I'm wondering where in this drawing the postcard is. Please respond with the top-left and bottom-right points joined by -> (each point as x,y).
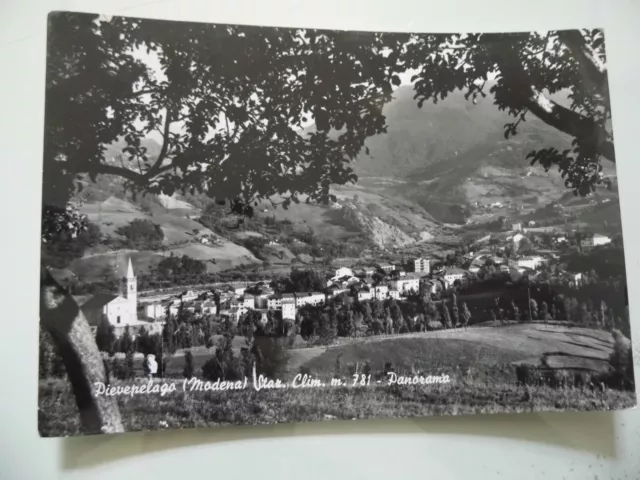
39,11 -> 635,437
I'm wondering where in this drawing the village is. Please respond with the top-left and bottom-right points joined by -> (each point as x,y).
80,226 -> 614,338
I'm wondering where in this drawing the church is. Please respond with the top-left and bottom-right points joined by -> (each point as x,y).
81,258 -> 145,336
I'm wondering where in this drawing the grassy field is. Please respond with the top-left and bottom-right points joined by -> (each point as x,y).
149,324 -> 620,382
38,324 -> 636,437
38,377 -> 635,437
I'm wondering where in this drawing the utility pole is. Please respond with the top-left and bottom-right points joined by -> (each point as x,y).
527,285 -> 532,322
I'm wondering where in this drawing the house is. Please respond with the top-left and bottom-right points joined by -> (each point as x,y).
468,264 -> 481,274
517,256 -> 544,270
334,267 -> 354,279
581,233 -> 612,248
282,297 -> 296,320
413,257 -> 431,273
357,288 -> 372,301
391,273 -> 420,294
499,264 -> 510,273
333,275 -> 360,288
326,285 -> 348,298
267,294 -> 283,310
201,299 -> 217,315
555,236 -> 568,244
234,285 -> 246,296
145,303 -> 165,320
81,259 -> 140,336
443,267 -> 466,286
295,292 -> 325,307
528,221 -> 536,227
372,284 -> 389,300
179,290 -> 198,303
377,263 -> 394,273
242,296 -> 255,309
388,288 -> 401,300
511,222 -> 522,232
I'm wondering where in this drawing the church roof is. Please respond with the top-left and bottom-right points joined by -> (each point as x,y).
126,258 -> 135,278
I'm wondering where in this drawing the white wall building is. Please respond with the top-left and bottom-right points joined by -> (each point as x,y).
295,292 -> 325,307
334,267 -> 354,279
391,274 -> 420,294
145,303 -> 165,320
413,257 -> 431,273
581,233 -> 612,248
388,289 -> 401,300
517,256 -> 544,270
357,289 -> 372,301
443,268 -> 466,286
81,258 -> 143,336
282,298 -> 296,320
372,284 -> 389,300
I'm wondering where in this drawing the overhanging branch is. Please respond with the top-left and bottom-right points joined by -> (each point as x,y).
557,30 -> 608,96
525,88 -> 615,162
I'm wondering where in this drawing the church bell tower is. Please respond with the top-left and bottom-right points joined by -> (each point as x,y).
124,258 -> 137,306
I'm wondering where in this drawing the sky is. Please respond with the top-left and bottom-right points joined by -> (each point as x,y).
133,46 -> 420,143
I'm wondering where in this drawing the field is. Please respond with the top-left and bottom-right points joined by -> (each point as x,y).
38,375 -> 635,437
38,324 -> 635,437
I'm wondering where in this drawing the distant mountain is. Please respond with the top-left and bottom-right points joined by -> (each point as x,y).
347,85 -> 616,223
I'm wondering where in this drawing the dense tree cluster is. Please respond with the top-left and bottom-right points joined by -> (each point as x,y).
115,219 -> 164,250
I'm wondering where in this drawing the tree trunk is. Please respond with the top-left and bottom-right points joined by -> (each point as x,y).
40,267 -> 124,435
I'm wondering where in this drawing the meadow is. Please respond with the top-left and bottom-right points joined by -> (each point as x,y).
38,376 -> 635,437
38,324 -> 636,436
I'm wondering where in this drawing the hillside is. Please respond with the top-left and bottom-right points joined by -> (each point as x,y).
348,85 -> 618,223
65,196 -> 261,283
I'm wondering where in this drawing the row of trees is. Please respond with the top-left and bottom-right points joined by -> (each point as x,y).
296,294 -> 473,344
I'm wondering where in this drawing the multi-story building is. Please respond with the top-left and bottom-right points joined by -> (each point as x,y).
413,257 -> 431,273
282,297 -> 296,320
372,284 -> 389,300
267,294 -> 283,310
295,292 -> 325,307
443,267 -> 466,286
334,267 -> 354,278
390,273 -> 420,294
377,263 -> 394,273
357,288 -> 372,301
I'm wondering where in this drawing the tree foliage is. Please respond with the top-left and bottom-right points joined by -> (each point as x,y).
44,12 -> 407,217
402,30 -> 613,196
115,219 -> 164,249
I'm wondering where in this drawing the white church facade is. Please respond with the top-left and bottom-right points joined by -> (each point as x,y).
81,258 -> 161,337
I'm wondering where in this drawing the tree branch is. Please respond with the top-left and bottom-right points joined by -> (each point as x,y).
524,88 -> 615,162
93,161 -> 176,185
557,30 -> 608,96
148,108 -> 173,175
495,46 -> 615,163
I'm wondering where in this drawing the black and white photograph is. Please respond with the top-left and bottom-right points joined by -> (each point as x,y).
39,11 -> 636,438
